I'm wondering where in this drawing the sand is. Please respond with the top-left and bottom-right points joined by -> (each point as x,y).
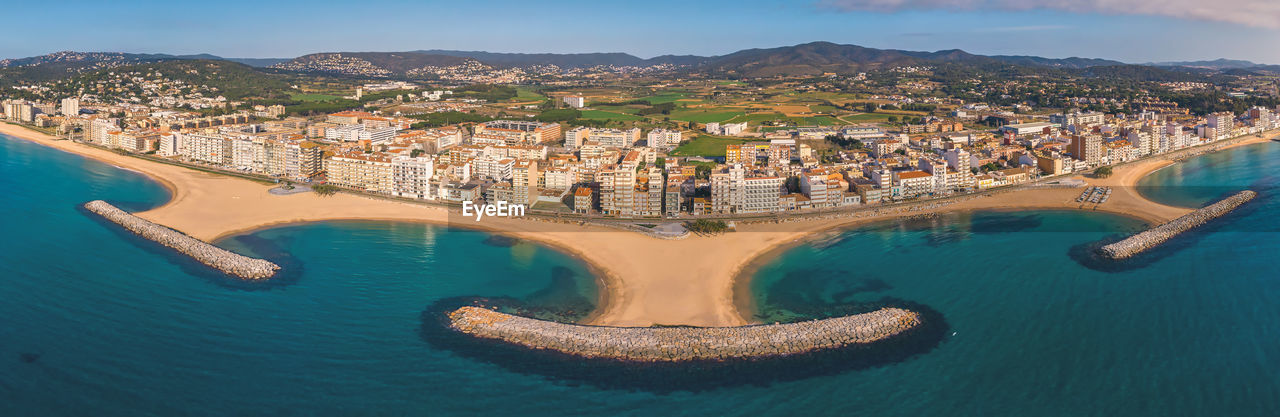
4,122 -> 1273,327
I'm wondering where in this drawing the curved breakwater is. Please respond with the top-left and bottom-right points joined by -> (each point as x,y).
1098,190 -> 1257,260
83,200 -> 280,279
447,305 -> 921,362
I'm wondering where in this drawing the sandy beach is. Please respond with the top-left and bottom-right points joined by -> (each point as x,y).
3,122 -> 1273,327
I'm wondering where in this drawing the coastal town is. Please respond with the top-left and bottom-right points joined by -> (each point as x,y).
11,0 -> 1280,411
3,67 -> 1278,223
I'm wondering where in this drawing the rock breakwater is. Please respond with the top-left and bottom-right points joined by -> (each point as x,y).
83,200 -> 280,279
1098,190 -> 1256,260
447,306 -> 921,362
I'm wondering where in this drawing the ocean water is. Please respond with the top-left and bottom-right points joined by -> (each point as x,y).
4,133 -> 1280,416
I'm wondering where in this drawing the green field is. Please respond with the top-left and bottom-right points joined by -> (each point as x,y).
290,93 -> 341,102
513,86 -> 545,101
726,112 -> 789,124
590,104 -> 644,115
668,110 -> 743,123
810,104 -> 839,113
579,109 -> 644,121
641,92 -> 695,104
669,135 -> 767,158
795,116 -> 840,126
843,113 -> 892,123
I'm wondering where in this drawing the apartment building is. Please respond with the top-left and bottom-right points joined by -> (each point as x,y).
391,156 -> 435,200
646,129 -> 683,150
711,165 -> 745,214
180,133 -> 233,165
565,127 -> 640,148
511,160 -> 539,206
742,177 -> 784,214
474,120 -> 561,144
1069,133 -> 1105,164
325,153 -> 394,193
894,170 -> 935,198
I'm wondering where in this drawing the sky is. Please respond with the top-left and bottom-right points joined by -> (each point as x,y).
3,0 -> 1280,64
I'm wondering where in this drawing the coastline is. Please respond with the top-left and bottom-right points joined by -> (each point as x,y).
3,121 -> 1273,327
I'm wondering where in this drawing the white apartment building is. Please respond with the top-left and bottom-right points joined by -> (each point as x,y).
711,165 -> 745,214
565,127 -> 641,148
157,134 -> 180,157
472,156 -> 515,181
60,98 -> 80,116
392,156 -> 435,200
742,177 -> 784,214
325,125 -> 364,142
231,139 -> 269,172
180,133 -> 233,165
646,129 -> 683,150
325,125 -> 399,143
705,122 -> 747,136
894,170 -> 934,198
542,166 -> 578,191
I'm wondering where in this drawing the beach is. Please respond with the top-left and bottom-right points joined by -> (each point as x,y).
3,122 -> 1272,327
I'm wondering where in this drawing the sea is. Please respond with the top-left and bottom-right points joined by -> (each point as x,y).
2,133 -> 1279,416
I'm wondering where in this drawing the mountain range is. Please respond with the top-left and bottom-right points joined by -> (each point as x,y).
2,42 -> 1275,80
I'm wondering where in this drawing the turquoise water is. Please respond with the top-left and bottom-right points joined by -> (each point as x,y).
1138,141 -> 1280,207
4,133 -> 1280,416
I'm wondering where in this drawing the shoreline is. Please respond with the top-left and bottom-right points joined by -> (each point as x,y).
206,216 -> 621,324
4,121 -> 1274,327
724,132 -> 1277,320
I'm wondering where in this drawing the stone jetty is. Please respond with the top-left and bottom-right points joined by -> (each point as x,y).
447,306 -> 922,362
1099,190 -> 1256,260
83,200 -> 280,279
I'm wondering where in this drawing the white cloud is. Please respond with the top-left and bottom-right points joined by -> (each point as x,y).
818,0 -> 1280,29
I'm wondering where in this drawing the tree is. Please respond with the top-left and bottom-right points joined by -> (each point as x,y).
1094,166 -> 1114,178
685,219 -> 729,235
312,184 -> 339,197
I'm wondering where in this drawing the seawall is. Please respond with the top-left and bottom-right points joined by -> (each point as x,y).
83,200 -> 280,279
1098,190 -> 1257,260
447,306 -> 921,362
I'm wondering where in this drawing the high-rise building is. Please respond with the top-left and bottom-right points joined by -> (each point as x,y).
1069,133 -> 1105,163
742,176 -> 784,213
60,98 -> 80,116
711,165 -> 745,214
511,160 -> 539,206
392,156 -> 435,200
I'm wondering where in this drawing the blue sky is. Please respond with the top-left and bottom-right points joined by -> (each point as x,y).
2,0 -> 1279,64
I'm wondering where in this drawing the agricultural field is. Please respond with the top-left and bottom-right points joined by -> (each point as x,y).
795,116 -> 841,126
842,113 -> 893,123
290,93 -> 342,102
669,135 -> 768,158
667,109 -> 743,123
725,112 -> 789,124
579,109 -> 645,121
514,86 -> 545,101
640,91 -> 697,104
